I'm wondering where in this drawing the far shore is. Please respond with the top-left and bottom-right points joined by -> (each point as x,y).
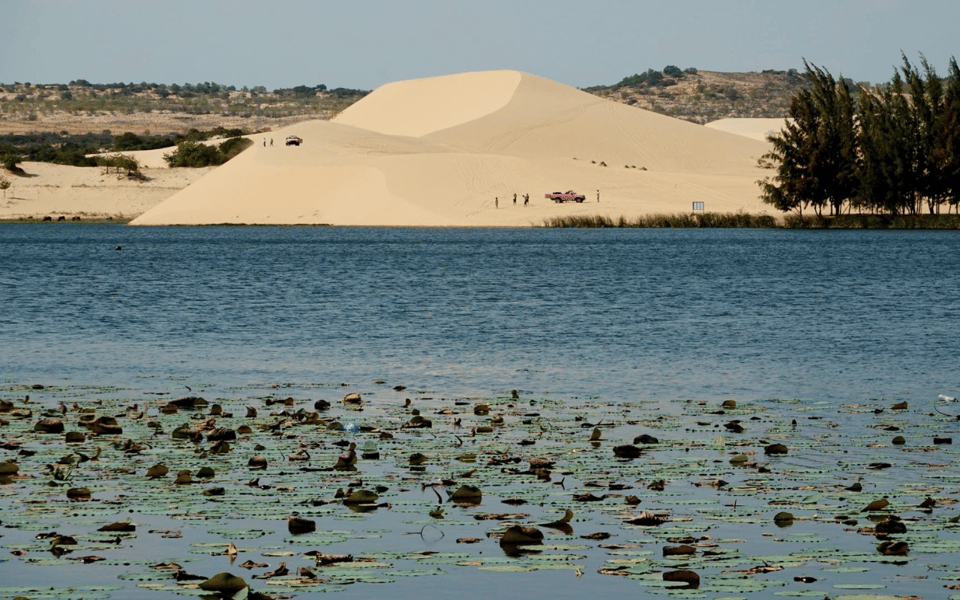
5,210 -> 960,230
1,71 -> 953,229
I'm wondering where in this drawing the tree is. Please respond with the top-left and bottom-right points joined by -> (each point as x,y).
757,116 -> 813,214
924,57 -> 960,212
859,73 -> 918,215
758,61 -> 859,216
939,58 -> 960,212
95,154 -> 143,178
901,55 -> 942,213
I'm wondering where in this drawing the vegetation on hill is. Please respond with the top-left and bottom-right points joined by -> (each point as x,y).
0,127 -> 253,170
0,80 -> 366,124
162,137 -> 253,168
759,55 -> 960,216
584,67 -> 816,123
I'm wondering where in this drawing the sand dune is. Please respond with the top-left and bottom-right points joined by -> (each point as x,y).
333,70 -> 523,137
705,118 -> 790,142
126,70 -> 775,226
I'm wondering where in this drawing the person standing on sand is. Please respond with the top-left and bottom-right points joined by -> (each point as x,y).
597,189 -> 600,203
495,197 -> 499,209
263,139 -> 266,147
524,193 -> 529,206
270,138 -> 273,146
513,193 -> 517,205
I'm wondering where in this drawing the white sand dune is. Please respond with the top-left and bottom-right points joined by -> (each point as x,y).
130,71 -> 775,226
705,118 -> 790,142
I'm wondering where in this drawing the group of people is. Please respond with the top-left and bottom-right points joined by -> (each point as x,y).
495,193 -> 531,208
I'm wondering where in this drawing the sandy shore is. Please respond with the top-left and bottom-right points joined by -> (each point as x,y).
0,160 -> 211,222
3,71 -> 781,225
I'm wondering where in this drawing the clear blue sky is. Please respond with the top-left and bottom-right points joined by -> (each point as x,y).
1,0 -> 956,90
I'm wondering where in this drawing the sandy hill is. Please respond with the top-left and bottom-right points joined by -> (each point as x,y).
705,118 -> 790,142
130,70 -> 774,226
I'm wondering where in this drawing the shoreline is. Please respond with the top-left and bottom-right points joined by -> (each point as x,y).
5,212 -> 960,230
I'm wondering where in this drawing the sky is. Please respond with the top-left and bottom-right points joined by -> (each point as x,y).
1,0 -> 957,91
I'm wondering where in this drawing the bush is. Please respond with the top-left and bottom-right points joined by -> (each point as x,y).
113,132 -> 144,151
2,153 -> 25,175
723,88 -> 742,101
163,140 -> 222,167
663,65 -> 684,78
163,136 -> 252,168
218,137 -> 252,161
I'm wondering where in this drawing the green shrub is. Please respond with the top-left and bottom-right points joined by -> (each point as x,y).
1,153 -> 25,175
163,140 -> 222,167
163,136 -> 252,168
663,65 -> 684,78
218,137 -> 252,161
113,132 -> 145,151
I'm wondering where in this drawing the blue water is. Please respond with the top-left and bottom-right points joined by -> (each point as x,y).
2,225 -> 958,405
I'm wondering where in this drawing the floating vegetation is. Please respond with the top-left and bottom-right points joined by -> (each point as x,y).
1,381 -> 960,598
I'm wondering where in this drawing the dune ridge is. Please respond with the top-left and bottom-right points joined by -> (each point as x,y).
129,70 -> 774,226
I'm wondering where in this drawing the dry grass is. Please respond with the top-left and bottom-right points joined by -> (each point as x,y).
542,212 -> 781,228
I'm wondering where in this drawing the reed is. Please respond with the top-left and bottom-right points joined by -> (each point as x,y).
541,212 -> 780,228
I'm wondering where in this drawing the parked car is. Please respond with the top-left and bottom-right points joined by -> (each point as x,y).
285,135 -> 303,146
544,190 -> 586,203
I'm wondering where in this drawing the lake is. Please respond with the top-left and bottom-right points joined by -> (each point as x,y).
4,225 -> 958,402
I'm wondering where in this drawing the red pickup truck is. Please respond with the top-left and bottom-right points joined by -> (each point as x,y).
544,190 -> 586,203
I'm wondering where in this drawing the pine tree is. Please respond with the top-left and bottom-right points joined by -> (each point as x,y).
933,58 -> 960,212
859,73 -> 918,215
758,62 -> 859,216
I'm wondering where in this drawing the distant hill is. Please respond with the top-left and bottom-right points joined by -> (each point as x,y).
0,81 -> 367,136
0,69 -> 812,136
584,68 -> 813,124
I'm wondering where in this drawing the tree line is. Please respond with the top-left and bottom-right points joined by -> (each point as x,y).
758,55 -> 960,216
0,127 -> 252,171
4,80 -> 369,100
